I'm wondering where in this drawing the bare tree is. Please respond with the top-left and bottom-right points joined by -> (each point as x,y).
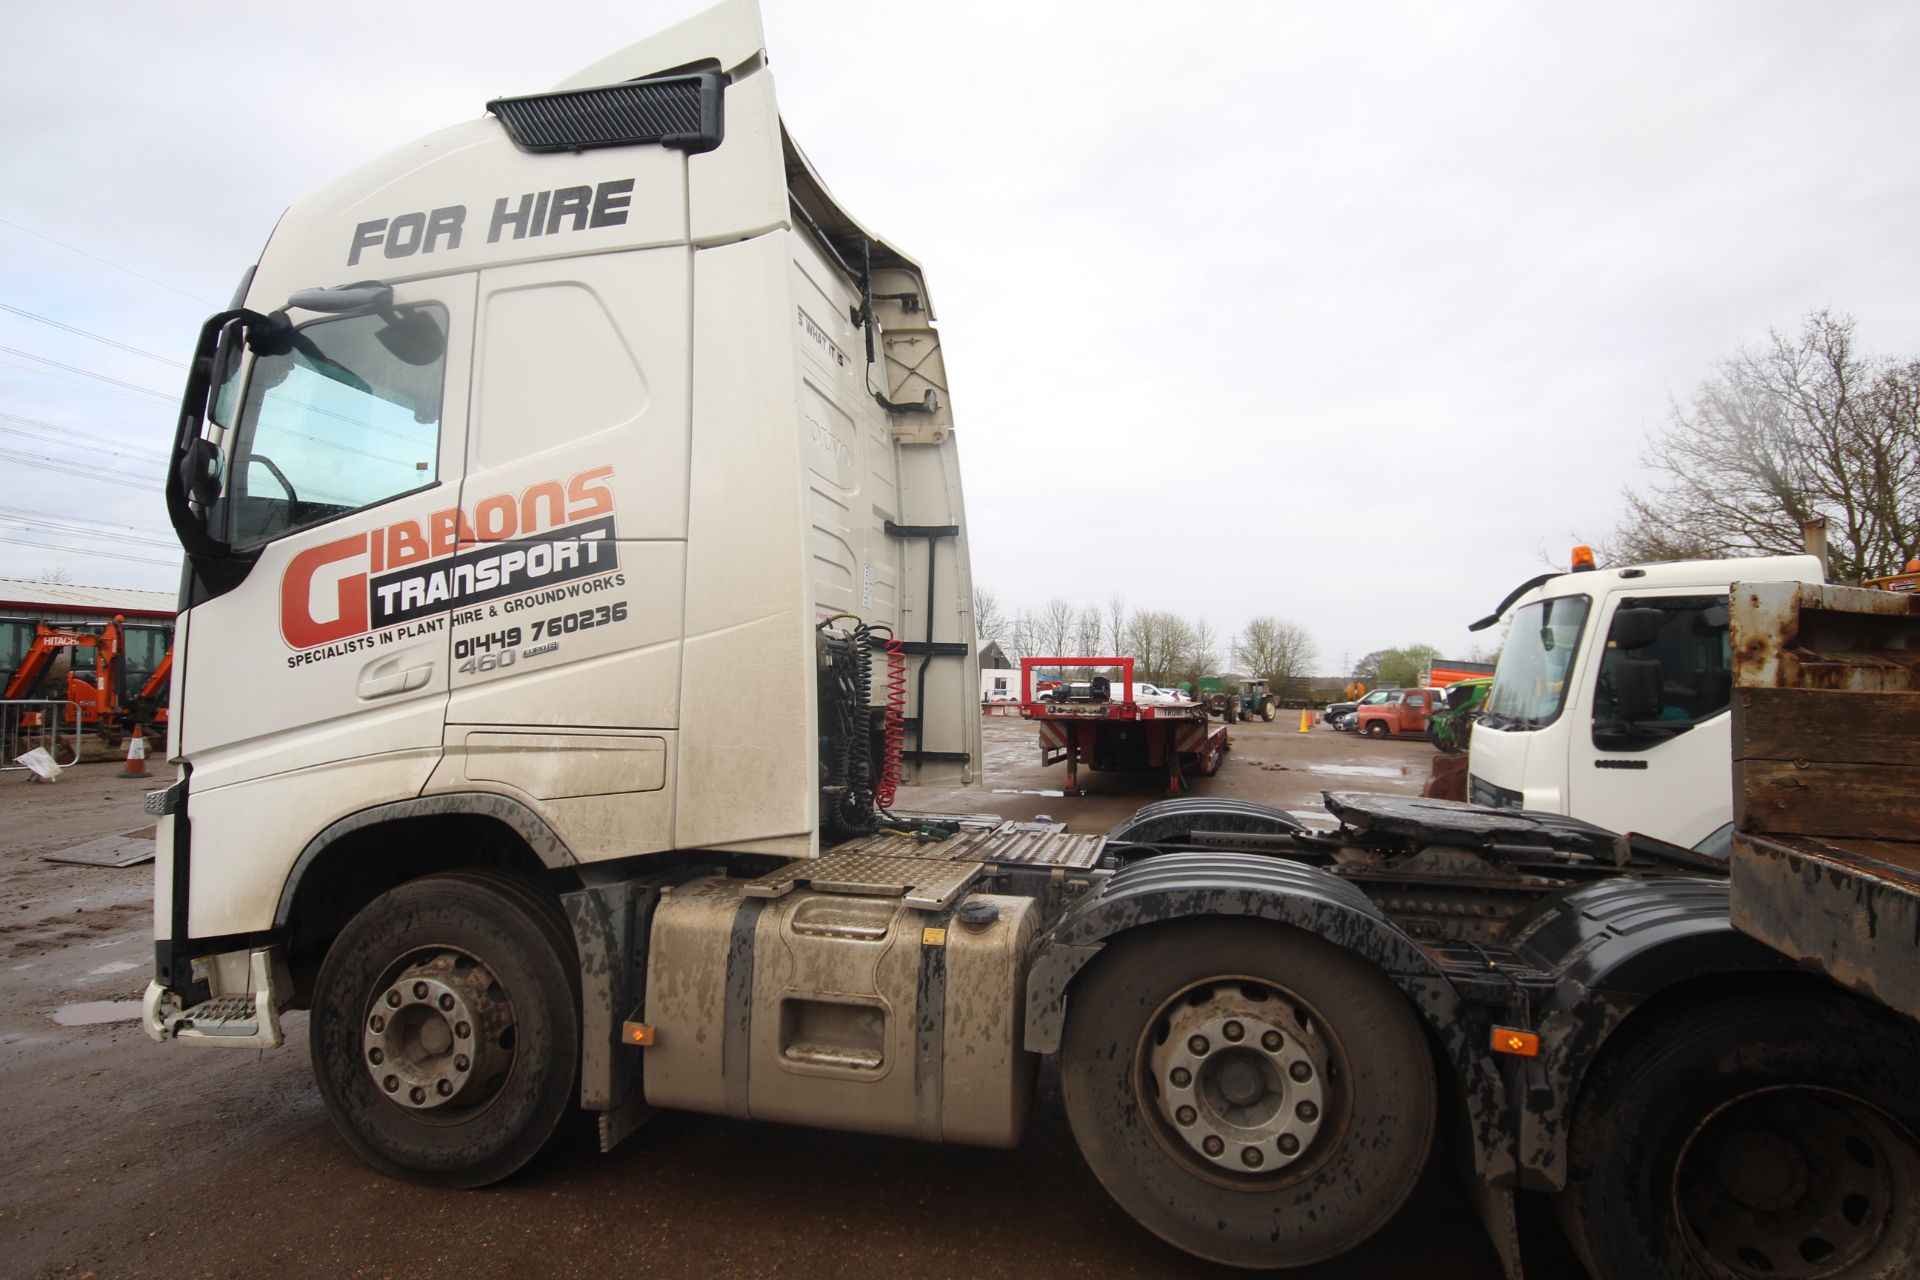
1236,617 -> 1318,684
1037,598 -> 1077,659
34,567 -> 75,586
1607,310 -> 1920,582
972,586 -> 1006,648
1106,594 -> 1129,662
1007,610 -> 1036,664
1074,607 -> 1103,658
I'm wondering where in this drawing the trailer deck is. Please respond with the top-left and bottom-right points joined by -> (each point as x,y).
1015,657 -> 1230,793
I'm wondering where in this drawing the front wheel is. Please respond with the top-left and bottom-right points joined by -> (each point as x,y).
310,870 -> 580,1188
1559,987 -> 1920,1280
1363,720 -> 1388,738
1261,703 -> 1277,722
1062,920 -> 1436,1268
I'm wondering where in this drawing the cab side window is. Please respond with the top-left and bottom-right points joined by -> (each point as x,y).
218,307 -> 447,548
1592,594 -> 1733,746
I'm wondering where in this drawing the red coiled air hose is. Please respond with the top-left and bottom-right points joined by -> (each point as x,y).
877,631 -> 907,809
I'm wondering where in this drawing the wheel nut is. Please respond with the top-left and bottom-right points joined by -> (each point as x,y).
1289,1060 -> 1313,1083
1241,1147 -> 1264,1168
1223,1020 -> 1244,1042
438,993 -> 455,1012
383,1075 -> 399,1093
412,981 -> 429,1000
1297,1101 -> 1319,1122
1262,1030 -> 1283,1052
368,1047 -> 385,1066
1279,1134 -> 1300,1155
1176,1106 -> 1197,1126
1203,1135 -> 1225,1157
454,1054 -> 470,1072
369,1014 -> 386,1033
1188,1035 -> 1210,1056
455,1021 -> 471,1040
1170,1067 -> 1192,1088
385,990 -> 401,1009
437,1079 -> 453,1097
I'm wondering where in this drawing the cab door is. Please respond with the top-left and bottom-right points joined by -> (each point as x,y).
178,276 -> 474,798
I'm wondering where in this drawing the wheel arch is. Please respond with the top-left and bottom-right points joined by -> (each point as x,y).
1025,851 -> 1515,1183
1514,876 -> 1811,1192
275,794 -> 584,1003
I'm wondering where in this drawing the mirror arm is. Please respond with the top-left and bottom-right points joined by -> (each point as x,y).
167,307 -> 272,560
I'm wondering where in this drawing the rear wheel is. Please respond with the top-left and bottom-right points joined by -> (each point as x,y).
310,870 -> 580,1188
1261,703 -> 1277,722
1559,988 -> 1920,1280
1062,920 -> 1435,1268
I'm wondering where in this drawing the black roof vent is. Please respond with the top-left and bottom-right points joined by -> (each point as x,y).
488,72 -> 724,155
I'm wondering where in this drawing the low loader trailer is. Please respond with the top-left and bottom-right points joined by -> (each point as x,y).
143,4 -> 1918,1276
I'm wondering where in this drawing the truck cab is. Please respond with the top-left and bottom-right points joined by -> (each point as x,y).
1467,549 -> 1823,847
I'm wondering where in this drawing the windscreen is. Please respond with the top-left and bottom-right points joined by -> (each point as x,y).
1483,595 -> 1590,729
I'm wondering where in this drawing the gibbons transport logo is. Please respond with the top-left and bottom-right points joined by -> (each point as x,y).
280,466 -> 618,654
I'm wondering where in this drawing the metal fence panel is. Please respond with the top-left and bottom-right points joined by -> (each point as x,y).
1,700 -> 83,771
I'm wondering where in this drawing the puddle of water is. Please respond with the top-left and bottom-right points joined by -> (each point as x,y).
991,788 -> 1067,798
1306,764 -> 1406,779
51,1000 -> 143,1027
89,961 -> 140,976
10,962 -> 34,971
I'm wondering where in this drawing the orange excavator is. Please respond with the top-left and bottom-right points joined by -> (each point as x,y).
2,615 -> 170,745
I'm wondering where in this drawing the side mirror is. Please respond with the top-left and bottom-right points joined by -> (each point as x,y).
1610,607 -> 1665,651
178,438 -> 224,506
1615,657 -> 1662,722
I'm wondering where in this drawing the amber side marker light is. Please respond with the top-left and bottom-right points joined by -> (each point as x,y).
1492,1027 -> 1540,1057
623,1022 -> 655,1046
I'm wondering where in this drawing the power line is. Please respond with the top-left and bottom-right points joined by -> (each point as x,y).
0,410 -> 168,460
0,355 -> 177,409
0,215 -> 219,306
0,533 -> 178,568
0,512 -> 175,550
0,344 -> 173,401
0,301 -> 188,369
0,423 -> 167,468
0,446 -> 157,491
0,503 -> 172,543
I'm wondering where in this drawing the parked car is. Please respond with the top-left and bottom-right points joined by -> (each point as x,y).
1322,688 -> 1399,725
1354,688 -> 1443,738
1332,710 -> 1359,732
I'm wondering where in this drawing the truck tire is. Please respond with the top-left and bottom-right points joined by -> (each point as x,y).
1061,919 -> 1435,1268
1261,703 -> 1276,722
1559,988 -> 1920,1280
1363,720 -> 1388,738
310,870 -> 580,1188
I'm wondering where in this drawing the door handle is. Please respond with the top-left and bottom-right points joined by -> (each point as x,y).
358,653 -> 433,699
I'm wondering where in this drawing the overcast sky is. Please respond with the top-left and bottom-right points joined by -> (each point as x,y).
4,1 -> 1917,672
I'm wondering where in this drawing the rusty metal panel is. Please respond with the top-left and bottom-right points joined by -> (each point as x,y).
1730,833 -> 1920,1021
1731,580 -> 1919,693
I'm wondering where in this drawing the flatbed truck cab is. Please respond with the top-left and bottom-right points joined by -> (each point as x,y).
1467,549 -> 1822,847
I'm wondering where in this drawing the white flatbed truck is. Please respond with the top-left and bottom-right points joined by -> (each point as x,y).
143,6 -> 1920,1276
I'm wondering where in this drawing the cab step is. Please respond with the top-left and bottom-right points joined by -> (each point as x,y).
143,947 -> 285,1049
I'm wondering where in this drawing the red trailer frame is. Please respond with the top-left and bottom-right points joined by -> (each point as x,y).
1017,657 -> 1229,794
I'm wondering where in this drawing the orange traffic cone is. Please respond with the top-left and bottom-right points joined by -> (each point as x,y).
118,725 -> 150,780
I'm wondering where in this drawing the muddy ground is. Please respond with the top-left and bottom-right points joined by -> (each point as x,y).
0,718 -> 1582,1279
